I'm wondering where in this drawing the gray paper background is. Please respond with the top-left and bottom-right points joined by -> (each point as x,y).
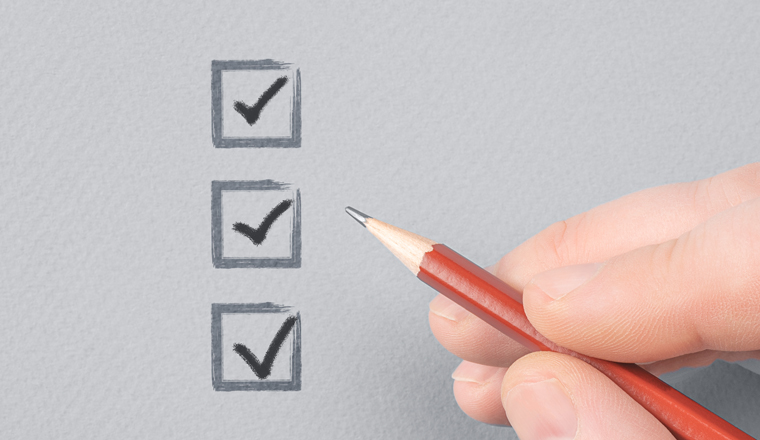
2,1 -> 760,438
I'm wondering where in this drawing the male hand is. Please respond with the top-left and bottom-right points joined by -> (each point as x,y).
429,163 -> 760,439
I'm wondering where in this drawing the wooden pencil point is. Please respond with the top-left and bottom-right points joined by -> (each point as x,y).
363,217 -> 436,275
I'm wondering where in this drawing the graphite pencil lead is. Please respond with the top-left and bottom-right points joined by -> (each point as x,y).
345,206 -> 371,227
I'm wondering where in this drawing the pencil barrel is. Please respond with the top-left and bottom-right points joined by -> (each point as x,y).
580,356 -> 753,440
418,244 -> 753,440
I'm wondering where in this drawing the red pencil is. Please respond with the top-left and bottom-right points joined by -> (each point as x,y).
345,207 -> 752,440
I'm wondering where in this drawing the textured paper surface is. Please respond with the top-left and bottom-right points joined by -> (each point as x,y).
2,1 -> 760,438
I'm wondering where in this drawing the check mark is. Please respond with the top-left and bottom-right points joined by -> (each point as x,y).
233,315 -> 297,379
232,199 -> 293,246
233,76 -> 289,126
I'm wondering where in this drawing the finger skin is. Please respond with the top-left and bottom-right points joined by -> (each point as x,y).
429,296 -> 531,367
449,351 -> 760,429
450,361 -> 510,425
523,197 -> 760,363
642,349 -> 760,376
501,352 -> 675,440
496,162 -> 760,290
429,163 -> 760,367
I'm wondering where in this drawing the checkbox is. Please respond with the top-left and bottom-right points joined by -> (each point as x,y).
212,60 -> 301,148
211,303 -> 302,391
211,180 -> 301,269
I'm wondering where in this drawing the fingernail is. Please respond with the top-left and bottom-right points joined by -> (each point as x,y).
429,295 -> 469,321
504,378 -> 578,440
531,263 -> 602,300
451,361 -> 504,385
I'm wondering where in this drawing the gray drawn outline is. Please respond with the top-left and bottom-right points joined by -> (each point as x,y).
211,180 -> 302,269
212,60 -> 301,148
211,303 -> 302,391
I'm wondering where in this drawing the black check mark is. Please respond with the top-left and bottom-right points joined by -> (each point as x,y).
233,315 -> 297,379
233,76 -> 289,126
232,199 -> 293,246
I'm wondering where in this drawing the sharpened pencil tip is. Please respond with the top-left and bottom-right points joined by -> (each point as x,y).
345,206 -> 371,227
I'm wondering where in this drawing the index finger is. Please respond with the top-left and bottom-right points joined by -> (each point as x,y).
495,162 -> 760,292
429,163 -> 760,367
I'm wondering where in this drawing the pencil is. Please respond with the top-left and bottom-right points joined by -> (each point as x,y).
345,207 -> 752,440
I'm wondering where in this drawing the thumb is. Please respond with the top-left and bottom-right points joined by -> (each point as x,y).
502,352 -> 675,440
522,197 -> 760,363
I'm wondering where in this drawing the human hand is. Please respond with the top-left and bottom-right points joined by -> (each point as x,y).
428,163 -> 760,439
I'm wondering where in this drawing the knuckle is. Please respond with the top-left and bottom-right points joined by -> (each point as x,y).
533,220 -> 570,266
498,213 -> 589,288
691,163 -> 760,215
709,162 -> 760,207
533,214 -> 586,267
728,162 -> 760,201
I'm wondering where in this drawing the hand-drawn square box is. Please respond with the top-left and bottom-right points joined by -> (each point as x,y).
212,303 -> 302,391
212,60 -> 301,148
211,180 -> 301,269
